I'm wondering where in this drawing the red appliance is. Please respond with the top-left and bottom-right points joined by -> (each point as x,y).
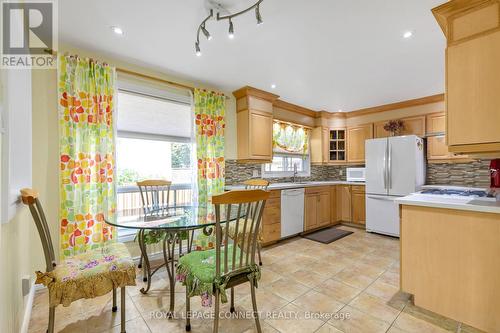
490,159 -> 500,188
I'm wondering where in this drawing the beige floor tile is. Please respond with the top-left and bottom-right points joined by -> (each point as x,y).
308,261 -> 347,277
291,290 -> 345,319
402,303 -> 459,332
351,262 -> 386,279
236,287 -> 289,313
364,279 -> 400,302
84,294 -> 141,332
103,316 -> 152,333
386,325 -> 407,333
393,312 -> 454,333
289,269 -> 329,288
328,305 -> 391,333
315,323 -> 345,333
264,277 -> 310,302
242,321 -> 280,333
459,322 -> 488,333
315,278 -> 362,304
334,268 -> 376,290
377,270 -> 400,287
265,303 -> 325,333
348,292 -> 402,324
259,267 -> 283,285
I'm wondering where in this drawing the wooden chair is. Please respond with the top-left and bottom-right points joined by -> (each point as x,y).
136,180 -> 172,273
228,179 -> 269,266
20,189 -> 136,333
177,189 -> 270,333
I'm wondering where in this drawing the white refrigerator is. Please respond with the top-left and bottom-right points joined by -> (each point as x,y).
365,135 -> 425,237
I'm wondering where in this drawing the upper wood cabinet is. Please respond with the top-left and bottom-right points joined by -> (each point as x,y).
311,127 -> 329,164
374,116 -> 426,138
426,112 -> 471,162
433,0 -> 500,156
347,124 -> 373,163
233,86 -> 279,163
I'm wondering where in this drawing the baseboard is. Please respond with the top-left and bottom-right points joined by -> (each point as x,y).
20,278 -> 36,333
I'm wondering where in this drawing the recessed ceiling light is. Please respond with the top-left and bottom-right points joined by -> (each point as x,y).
338,109 -> 343,112
403,31 -> 413,39
111,26 -> 124,35
271,84 -> 276,89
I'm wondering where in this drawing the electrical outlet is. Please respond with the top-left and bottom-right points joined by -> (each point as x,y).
252,170 -> 259,178
22,276 -> 31,296
339,169 -> 343,176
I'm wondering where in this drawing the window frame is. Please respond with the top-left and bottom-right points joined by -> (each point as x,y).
261,153 -> 311,179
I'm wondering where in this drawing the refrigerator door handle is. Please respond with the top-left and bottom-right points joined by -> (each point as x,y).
383,142 -> 388,189
388,143 -> 392,189
367,195 -> 397,201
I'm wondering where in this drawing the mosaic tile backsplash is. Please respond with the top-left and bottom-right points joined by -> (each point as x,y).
225,159 -> 492,188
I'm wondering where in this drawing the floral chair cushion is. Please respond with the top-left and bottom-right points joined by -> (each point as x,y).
36,242 -> 136,307
176,245 -> 260,307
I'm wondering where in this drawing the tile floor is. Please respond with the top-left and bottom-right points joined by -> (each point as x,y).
28,226 -> 484,333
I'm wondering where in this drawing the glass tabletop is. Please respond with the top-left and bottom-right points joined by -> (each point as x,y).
105,205 -> 245,231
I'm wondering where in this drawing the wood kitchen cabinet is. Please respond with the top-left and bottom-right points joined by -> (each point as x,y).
426,112 -> 471,162
374,116 -> 426,138
347,124 -> 373,163
304,186 -> 331,232
433,1 -> 500,156
351,185 -> 366,225
336,185 -> 352,222
310,127 -> 330,164
233,86 -> 279,163
261,190 -> 281,245
311,127 -> 346,164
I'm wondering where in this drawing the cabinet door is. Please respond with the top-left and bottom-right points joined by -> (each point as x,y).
401,116 -> 426,137
337,185 -> 352,222
352,192 -> 366,225
447,31 -> 500,147
249,111 -> 273,160
374,122 -> 391,138
262,197 -> 281,225
318,191 -> 331,226
330,186 -> 338,224
304,194 -> 318,231
347,124 -> 374,163
426,113 -> 445,134
427,136 -> 452,160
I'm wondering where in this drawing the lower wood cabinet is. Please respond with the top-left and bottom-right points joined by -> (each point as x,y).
261,190 -> 281,245
351,185 -> 366,225
304,186 -> 331,232
337,185 -> 352,222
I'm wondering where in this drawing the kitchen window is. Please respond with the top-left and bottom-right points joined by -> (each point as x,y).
262,121 -> 311,178
116,76 -> 195,241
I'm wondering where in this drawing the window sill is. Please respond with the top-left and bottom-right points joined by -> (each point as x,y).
261,172 -> 311,179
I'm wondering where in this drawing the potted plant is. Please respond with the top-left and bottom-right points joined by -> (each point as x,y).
383,120 -> 405,136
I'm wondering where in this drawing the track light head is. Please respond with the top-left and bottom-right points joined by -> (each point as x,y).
256,5 -> 263,25
201,24 -> 212,40
228,19 -> 234,39
195,42 -> 201,56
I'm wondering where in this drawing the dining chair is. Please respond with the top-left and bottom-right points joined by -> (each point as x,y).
227,179 -> 269,266
177,189 -> 270,333
136,179 -> 172,274
20,188 -> 136,333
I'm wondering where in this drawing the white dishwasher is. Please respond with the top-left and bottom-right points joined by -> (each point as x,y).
280,188 -> 305,238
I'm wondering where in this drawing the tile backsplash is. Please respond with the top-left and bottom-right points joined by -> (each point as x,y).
225,159 -> 492,188
224,160 -> 357,185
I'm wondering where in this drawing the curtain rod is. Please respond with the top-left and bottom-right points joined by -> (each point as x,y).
45,49 -> 228,98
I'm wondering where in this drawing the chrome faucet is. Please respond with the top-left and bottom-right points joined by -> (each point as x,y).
292,163 -> 298,183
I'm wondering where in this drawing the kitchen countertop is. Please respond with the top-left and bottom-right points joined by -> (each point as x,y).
396,191 -> 500,214
225,180 -> 365,191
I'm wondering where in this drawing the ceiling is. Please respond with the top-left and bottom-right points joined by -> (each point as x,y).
59,0 -> 446,112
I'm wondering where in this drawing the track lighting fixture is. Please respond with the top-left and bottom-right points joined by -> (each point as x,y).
195,42 -> 201,56
228,19 -> 234,39
201,24 -> 212,40
195,0 -> 264,55
256,5 -> 263,25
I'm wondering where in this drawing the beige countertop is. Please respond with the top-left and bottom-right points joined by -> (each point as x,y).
225,180 -> 365,191
396,193 -> 500,214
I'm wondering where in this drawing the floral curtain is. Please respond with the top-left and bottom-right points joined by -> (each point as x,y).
58,55 -> 117,258
194,89 -> 226,250
272,121 -> 310,157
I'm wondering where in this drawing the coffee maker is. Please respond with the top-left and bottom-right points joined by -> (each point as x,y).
490,159 -> 500,189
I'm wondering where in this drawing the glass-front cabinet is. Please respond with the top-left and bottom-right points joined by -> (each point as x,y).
329,129 -> 346,162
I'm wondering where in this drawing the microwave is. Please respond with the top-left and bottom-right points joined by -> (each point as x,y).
346,167 -> 366,182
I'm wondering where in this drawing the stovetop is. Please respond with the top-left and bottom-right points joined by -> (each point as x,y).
420,188 -> 493,198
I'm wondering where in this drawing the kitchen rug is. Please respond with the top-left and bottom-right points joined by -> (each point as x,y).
302,227 -> 353,244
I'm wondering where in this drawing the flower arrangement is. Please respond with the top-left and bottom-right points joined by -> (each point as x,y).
383,120 -> 405,136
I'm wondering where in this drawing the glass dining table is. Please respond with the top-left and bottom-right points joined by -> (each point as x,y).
105,205 -> 243,317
